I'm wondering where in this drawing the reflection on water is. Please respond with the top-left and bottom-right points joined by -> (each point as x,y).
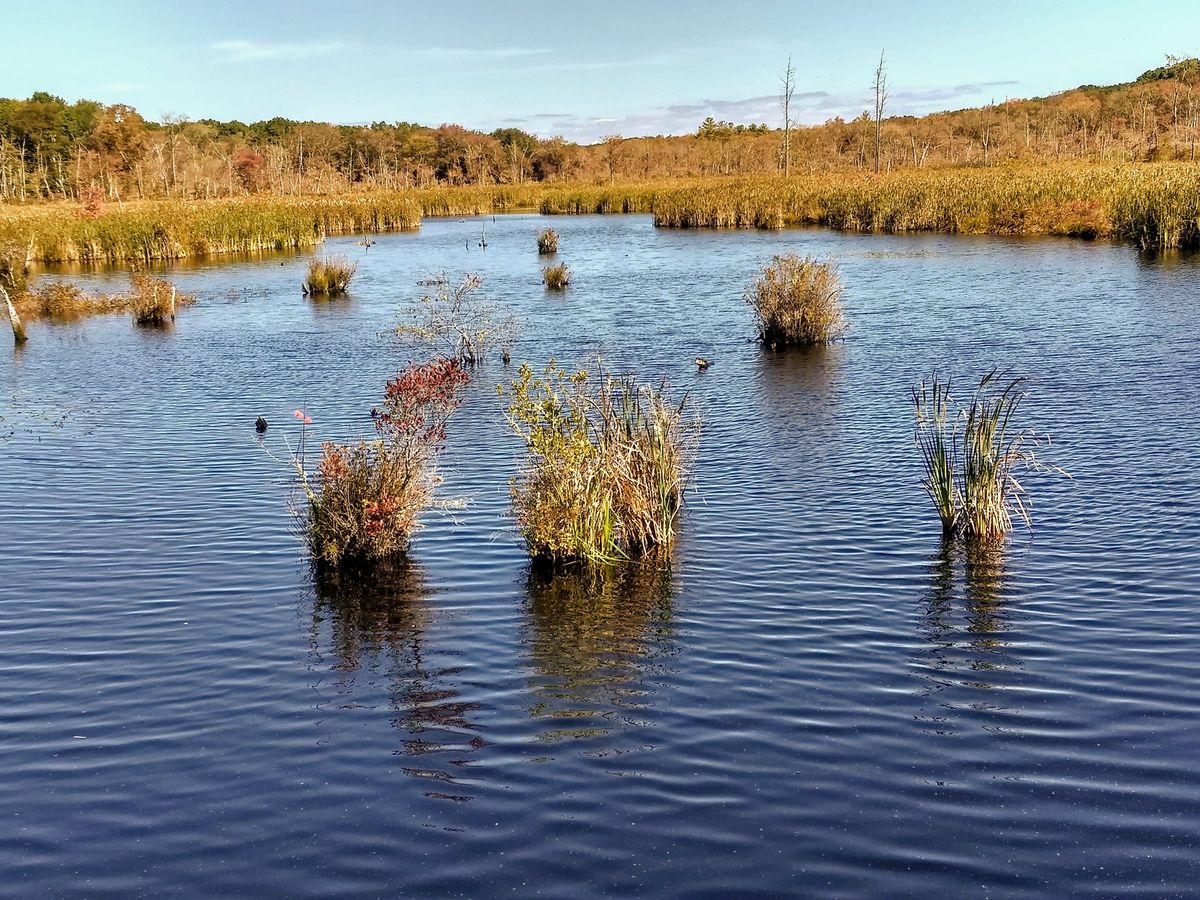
915,540 -> 1022,731
754,344 -> 844,437
523,561 -> 677,745
308,564 -> 484,801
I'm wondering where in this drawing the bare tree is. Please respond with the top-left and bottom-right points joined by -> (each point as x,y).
872,50 -> 889,174
780,55 -> 796,176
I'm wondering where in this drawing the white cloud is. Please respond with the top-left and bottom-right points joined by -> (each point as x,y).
211,39 -> 350,62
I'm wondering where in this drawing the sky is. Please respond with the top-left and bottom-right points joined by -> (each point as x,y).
2,0 -> 1198,143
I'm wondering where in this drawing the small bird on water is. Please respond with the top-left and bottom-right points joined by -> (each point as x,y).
695,357 -> 710,371
255,416 -> 269,433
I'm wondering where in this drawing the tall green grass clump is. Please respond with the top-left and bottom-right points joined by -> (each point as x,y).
503,361 -> 696,565
294,357 -> 469,567
542,263 -> 571,290
304,256 -> 357,297
537,228 -> 559,254
747,253 -> 845,348
913,370 -> 1057,544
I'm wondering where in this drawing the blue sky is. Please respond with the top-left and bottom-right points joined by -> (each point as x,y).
2,1 -> 1197,142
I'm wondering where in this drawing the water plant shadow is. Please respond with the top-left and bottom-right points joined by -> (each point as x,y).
522,560 -> 678,747
914,539 -> 1023,732
308,562 -> 485,801
754,343 -> 844,456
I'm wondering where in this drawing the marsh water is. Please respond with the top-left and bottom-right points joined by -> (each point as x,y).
3,214 -> 1199,897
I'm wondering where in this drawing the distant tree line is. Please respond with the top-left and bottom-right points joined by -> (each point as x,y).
2,59 -> 1198,202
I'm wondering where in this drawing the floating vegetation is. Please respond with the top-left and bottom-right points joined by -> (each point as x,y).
395,273 -> 518,366
304,256 -> 357,297
913,370 -> 1062,544
542,263 -> 571,290
747,254 -> 846,349
502,361 -> 697,566
292,358 -> 469,567
537,228 -> 559,254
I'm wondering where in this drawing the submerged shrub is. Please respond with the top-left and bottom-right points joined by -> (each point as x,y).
395,272 -> 518,366
537,228 -> 559,254
542,263 -> 571,290
295,357 -> 469,567
747,253 -> 846,348
913,370 -> 1060,544
130,272 -> 194,326
502,361 -> 696,565
304,255 -> 357,297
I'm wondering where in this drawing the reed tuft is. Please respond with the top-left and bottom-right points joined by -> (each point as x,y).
913,370 -> 1058,544
542,263 -> 571,290
537,228 -> 559,254
503,361 -> 697,566
747,254 -> 845,348
304,256 -> 357,297
130,272 -> 193,326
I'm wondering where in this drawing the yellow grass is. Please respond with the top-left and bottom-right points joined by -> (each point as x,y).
3,163 -> 1200,263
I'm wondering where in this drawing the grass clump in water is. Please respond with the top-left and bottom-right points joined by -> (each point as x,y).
537,228 -> 559,254
913,370 -> 1060,544
502,361 -> 696,566
130,272 -> 194,326
747,254 -> 845,349
542,263 -> 571,290
295,357 -> 469,567
304,256 -> 357,297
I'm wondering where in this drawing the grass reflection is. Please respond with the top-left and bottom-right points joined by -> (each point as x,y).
309,562 -> 484,801
916,538 -> 1021,722
523,560 -> 677,745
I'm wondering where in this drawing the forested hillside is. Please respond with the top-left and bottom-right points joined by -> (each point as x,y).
2,58 -> 1198,202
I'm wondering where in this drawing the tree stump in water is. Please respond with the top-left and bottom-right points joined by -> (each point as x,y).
0,285 -> 26,345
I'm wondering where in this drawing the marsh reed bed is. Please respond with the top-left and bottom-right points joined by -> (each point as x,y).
651,164 -> 1200,248
0,195 -> 420,265
6,272 -> 194,329
3,163 -> 1199,266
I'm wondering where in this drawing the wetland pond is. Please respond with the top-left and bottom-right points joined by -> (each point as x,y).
3,214 -> 1200,897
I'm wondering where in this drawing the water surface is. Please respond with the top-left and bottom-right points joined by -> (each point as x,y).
3,215 -> 1199,896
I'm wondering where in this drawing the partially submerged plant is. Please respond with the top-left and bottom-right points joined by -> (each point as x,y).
913,370 -> 1060,544
502,360 -> 697,566
537,228 -> 559,254
542,263 -> 571,290
747,253 -> 846,348
304,255 -> 357,297
292,357 -> 470,567
130,272 -> 193,326
396,272 -> 518,366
